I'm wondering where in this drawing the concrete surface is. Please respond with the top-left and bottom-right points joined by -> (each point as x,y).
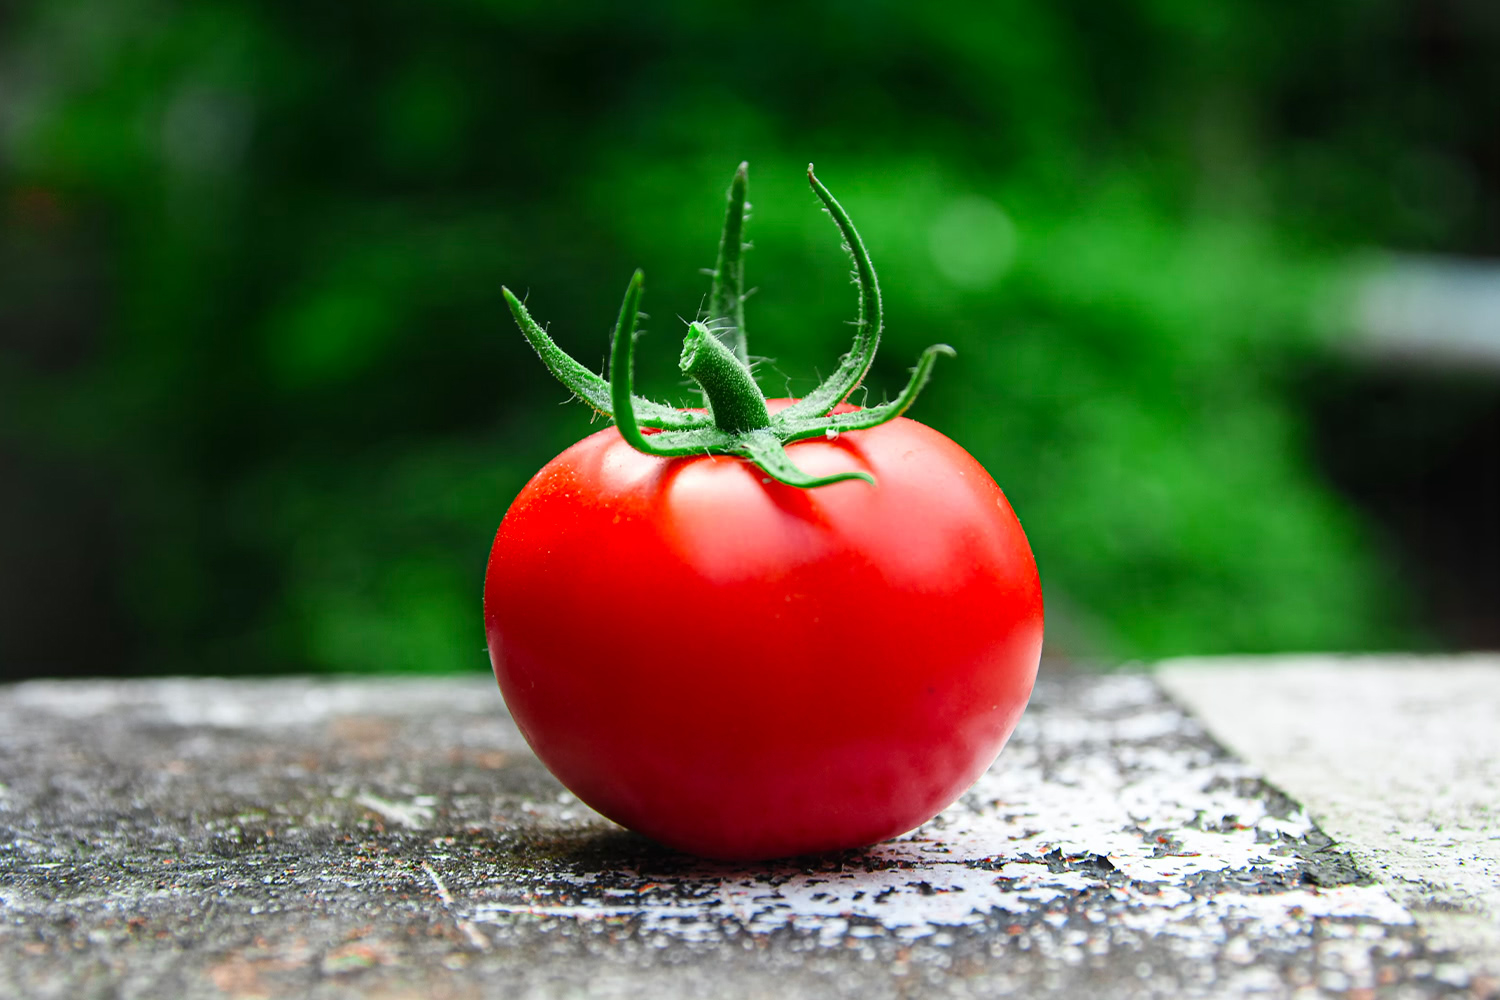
0,668 -> 1493,999
1159,655 -> 1500,982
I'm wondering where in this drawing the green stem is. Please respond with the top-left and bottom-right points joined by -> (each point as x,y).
707,162 -> 750,364
739,430 -> 874,488
607,271 -> 656,453
607,277 -> 737,458
679,322 -> 770,434
776,344 -> 955,443
778,165 -> 884,420
504,163 -> 950,490
503,286 -> 709,431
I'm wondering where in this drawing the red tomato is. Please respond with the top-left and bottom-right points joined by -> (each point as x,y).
484,400 -> 1043,861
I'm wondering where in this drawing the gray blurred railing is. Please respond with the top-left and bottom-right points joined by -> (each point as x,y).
1343,254 -> 1500,369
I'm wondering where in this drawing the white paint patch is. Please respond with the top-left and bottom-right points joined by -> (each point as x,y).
469,676 -> 1415,948
354,792 -> 436,830
1159,655 -> 1500,977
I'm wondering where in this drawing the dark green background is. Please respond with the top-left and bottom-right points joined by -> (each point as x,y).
3,0 -> 1498,677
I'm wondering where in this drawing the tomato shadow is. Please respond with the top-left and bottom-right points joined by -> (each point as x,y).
523,825 -> 688,871
458,823 -> 704,877
485,822 -> 889,881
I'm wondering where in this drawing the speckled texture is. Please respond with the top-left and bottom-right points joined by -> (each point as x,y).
0,673 -> 1489,999
1159,655 -> 1500,986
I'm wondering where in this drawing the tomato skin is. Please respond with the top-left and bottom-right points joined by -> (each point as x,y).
484,401 -> 1043,861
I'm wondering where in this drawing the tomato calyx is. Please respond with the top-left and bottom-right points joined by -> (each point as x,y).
501,163 -> 955,489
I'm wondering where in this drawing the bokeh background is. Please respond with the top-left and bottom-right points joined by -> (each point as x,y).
3,0 -> 1498,679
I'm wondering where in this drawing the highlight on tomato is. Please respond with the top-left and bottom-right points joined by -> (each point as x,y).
485,163 -> 1043,861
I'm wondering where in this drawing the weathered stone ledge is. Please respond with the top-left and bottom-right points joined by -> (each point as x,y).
2,666 -> 1495,999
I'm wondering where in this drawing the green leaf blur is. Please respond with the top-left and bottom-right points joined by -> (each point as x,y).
4,0 -> 1492,674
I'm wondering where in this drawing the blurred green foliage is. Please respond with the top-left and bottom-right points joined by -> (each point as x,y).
2,0 -> 1496,674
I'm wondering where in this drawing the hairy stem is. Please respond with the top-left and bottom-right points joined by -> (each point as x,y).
679,322 -> 770,434
777,165 -> 884,420
707,162 -> 750,364
777,344 -> 955,443
503,287 -> 708,431
739,430 -> 875,488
